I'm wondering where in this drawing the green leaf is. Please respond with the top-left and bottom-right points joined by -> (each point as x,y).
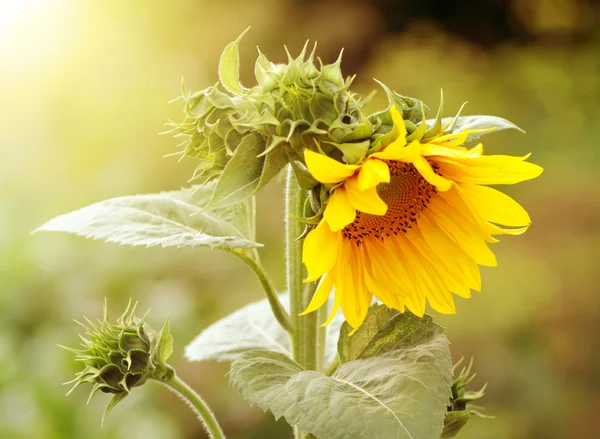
437,115 -> 525,145
230,329 -> 452,439
338,304 -> 444,363
152,317 -> 173,379
34,183 -> 260,251
218,28 -> 250,96
186,293 -> 343,369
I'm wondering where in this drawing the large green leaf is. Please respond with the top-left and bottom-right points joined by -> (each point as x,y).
338,305 -> 444,363
230,328 -> 452,439
433,115 -> 524,145
34,183 -> 259,250
186,293 -> 344,368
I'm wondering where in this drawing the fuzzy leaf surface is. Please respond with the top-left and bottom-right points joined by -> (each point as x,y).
186,293 -> 343,368
35,184 -> 259,250
230,327 -> 452,439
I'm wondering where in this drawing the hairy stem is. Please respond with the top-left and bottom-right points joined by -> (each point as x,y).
238,251 -> 294,334
325,355 -> 340,377
163,373 -> 226,439
286,167 -> 320,439
286,167 -> 307,364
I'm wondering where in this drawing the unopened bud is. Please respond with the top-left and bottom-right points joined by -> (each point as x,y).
442,358 -> 492,438
61,300 -> 174,423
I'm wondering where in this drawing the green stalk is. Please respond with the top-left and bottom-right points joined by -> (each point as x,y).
163,373 -> 226,439
286,167 -> 307,365
286,167 -> 320,439
238,251 -> 293,334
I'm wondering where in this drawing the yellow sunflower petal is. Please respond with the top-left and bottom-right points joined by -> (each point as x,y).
371,139 -> 420,161
413,156 -> 453,191
421,142 -> 483,158
418,214 -> 481,292
404,227 -> 472,299
320,289 -> 341,327
345,179 -> 387,216
356,159 -> 390,191
302,221 -> 341,281
400,236 -> 456,314
304,149 -> 359,184
390,105 -> 407,146
435,154 -> 543,185
338,241 -> 372,330
323,187 -> 356,232
440,186 -> 496,243
460,183 -> 531,227
428,201 -> 497,267
487,222 -> 529,236
359,242 -> 406,311
363,238 -> 412,299
300,273 -> 334,316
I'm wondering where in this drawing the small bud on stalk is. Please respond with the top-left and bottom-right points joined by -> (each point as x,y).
442,358 -> 492,438
61,300 -> 174,423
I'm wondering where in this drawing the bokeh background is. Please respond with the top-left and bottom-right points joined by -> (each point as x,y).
1,0 -> 599,438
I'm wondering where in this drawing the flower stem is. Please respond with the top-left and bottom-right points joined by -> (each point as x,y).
286,167 -> 311,366
325,355 -> 340,377
285,166 -> 319,439
163,373 -> 226,439
238,251 -> 294,334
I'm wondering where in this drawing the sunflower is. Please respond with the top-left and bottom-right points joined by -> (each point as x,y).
301,106 -> 543,332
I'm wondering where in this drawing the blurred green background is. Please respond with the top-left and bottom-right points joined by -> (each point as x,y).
1,0 -> 598,438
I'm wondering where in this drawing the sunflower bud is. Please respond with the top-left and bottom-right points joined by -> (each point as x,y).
168,31 -> 385,207
61,300 -> 174,423
442,358 -> 491,438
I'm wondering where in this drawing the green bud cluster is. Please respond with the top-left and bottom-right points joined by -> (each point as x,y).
61,300 -> 174,423
442,358 -> 491,439
168,30 -> 430,208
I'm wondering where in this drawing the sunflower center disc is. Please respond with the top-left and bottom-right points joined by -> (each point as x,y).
342,161 -> 438,244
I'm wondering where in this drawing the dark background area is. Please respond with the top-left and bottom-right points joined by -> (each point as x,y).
1,0 -> 599,438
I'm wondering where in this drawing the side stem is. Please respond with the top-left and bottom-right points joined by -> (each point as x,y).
163,372 -> 226,439
238,251 -> 294,334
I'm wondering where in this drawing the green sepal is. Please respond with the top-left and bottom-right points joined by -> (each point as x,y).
218,27 -> 250,96
406,102 -> 429,143
423,90 -> 444,141
370,79 -> 429,125
325,139 -> 370,164
151,316 -> 174,380
101,392 -> 127,426
441,410 -> 471,438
